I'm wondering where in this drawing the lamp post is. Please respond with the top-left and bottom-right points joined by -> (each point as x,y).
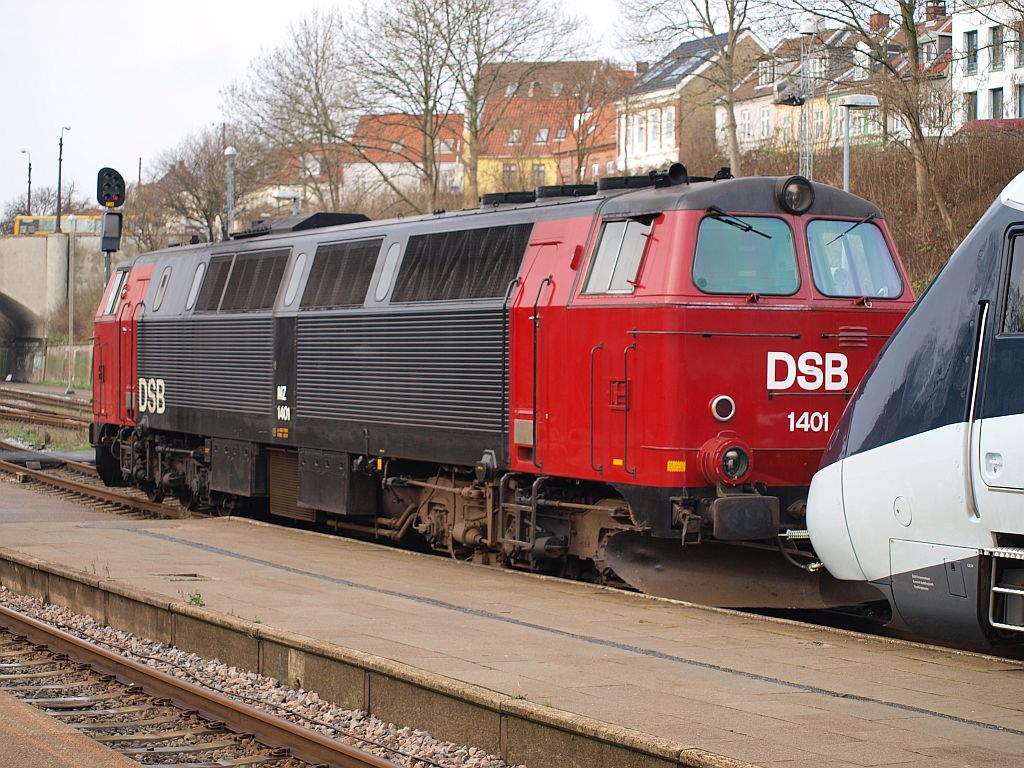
65,214 -> 76,395
19,150 -> 31,215
798,14 -> 816,180
224,146 -> 237,240
839,94 -> 880,191
55,126 -> 71,233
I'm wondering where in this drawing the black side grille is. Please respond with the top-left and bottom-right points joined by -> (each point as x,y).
137,318 -> 274,415
296,308 -> 505,433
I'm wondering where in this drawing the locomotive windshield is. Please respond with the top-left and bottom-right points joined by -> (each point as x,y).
806,219 -> 902,299
693,216 -> 799,295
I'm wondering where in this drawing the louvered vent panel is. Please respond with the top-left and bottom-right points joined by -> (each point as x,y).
296,308 -> 506,432
137,318 -> 274,415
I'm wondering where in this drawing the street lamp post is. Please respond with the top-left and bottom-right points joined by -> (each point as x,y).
224,146 -> 237,240
65,214 -> 76,395
839,95 -> 880,192
19,150 -> 31,215
55,126 -> 71,233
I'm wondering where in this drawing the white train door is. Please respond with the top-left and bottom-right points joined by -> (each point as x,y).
975,232 -> 1024,525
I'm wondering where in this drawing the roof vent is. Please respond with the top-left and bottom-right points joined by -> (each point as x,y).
596,175 -> 655,192
231,212 -> 369,239
536,184 -> 597,199
481,191 -> 537,207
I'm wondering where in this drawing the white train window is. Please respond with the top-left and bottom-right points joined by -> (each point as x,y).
1004,236 -> 1024,334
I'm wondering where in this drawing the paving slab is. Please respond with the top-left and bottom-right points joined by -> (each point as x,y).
0,690 -> 137,768
0,482 -> 1023,767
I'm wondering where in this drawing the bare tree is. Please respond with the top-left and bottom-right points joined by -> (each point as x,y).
121,182 -> 173,253
445,0 -> 581,204
553,61 -> 634,183
342,0 -> 462,213
775,0 -> 956,235
619,0 -> 767,175
0,183 -> 92,234
223,9 -> 354,211
155,126 -> 266,242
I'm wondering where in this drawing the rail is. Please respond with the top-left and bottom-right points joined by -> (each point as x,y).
0,603 -> 400,768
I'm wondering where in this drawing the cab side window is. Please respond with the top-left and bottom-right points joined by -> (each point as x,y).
1004,236 -> 1024,334
583,218 -> 654,294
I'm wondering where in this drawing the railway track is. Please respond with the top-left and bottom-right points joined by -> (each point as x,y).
0,603 -> 404,768
0,386 -> 91,429
0,455 -> 195,519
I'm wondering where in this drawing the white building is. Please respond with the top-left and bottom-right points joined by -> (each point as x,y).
952,1 -> 1024,122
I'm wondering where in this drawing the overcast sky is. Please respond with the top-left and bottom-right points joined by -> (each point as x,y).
0,0 -> 621,209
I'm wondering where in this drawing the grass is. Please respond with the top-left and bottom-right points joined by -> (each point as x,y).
0,421 -> 91,452
187,589 -> 205,607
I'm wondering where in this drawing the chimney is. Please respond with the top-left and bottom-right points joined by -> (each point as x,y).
925,0 -> 946,21
636,61 -> 649,74
869,12 -> 890,32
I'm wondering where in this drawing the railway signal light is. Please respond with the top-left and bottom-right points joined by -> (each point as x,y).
97,167 -> 126,208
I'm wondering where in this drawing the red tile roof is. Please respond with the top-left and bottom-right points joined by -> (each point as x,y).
351,114 -> 464,164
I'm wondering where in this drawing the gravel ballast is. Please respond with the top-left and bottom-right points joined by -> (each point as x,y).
0,586 -> 521,768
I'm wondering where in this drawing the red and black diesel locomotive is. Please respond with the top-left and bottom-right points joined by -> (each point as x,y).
91,169 -> 914,607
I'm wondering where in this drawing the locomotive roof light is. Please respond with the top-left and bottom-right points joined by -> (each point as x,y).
776,176 -> 815,214
711,395 -> 736,422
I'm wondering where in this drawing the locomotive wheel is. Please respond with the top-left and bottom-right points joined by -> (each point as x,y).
177,486 -> 201,511
144,486 -> 166,503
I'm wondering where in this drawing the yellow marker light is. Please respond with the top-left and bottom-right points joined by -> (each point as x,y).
612,458 -> 624,466
667,460 -> 686,473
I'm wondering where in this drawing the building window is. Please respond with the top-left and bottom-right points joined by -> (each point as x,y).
636,115 -> 645,150
534,128 -> 550,144
759,106 -> 771,138
740,109 -> 751,139
966,30 -> 978,74
390,141 -> 403,153
505,83 -> 518,97
606,160 -> 615,175
528,80 -> 542,97
813,109 -> 824,139
992,26 -> 1005,71
992,87 -> 1004,119
591,163 -> 599,180
435,139 -> 454,155
757,59 -> 774,86
921,41 -> 937,65
507,128 -> 522,145
649,110 -> 660,149
1018,84 -> 1024,117
1017,22 -> 1024,67
503,163 -> 517,187
532,163 -> 546,187
555,127 -> 567,142
965,91 -> 978,121
781,113 -> 793,140
664,107 -> 675,147
552,82 -> 563,96
301,153 -> 322,178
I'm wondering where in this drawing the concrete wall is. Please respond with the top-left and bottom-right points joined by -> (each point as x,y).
0,234 -> 105,341
0,342 -> 91,386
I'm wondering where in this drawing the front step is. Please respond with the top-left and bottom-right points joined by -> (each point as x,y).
985,547 -> 1024,633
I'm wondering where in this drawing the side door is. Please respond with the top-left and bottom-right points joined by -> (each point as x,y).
976,230 -> 1024,511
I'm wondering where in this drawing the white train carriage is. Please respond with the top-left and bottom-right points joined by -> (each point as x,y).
807,171 -> 1024,645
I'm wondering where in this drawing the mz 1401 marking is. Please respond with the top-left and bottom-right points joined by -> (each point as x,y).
137,377 -> 166,414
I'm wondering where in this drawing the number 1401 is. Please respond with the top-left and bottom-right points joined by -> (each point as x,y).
787,411 -> 829,432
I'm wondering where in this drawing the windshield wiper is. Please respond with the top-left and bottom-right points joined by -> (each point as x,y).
826,212 -> 876,245
705,206 -> 772,239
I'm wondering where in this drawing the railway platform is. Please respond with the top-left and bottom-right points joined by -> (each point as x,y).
0,691 -> 137,768
0,483 -> 1022,768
